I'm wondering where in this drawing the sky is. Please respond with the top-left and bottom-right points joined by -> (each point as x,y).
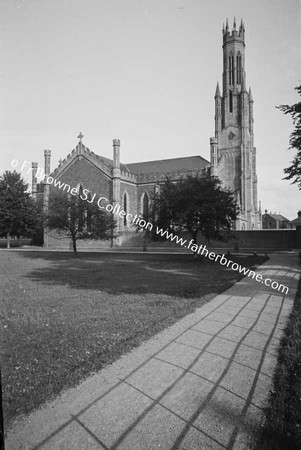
1,0 -> 300,219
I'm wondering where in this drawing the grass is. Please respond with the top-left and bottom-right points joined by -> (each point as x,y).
256,275 -> 301,450
0,250 -> 267,428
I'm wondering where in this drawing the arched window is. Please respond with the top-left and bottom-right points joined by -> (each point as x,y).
143,194 -> 149,219
229,54 -> 234,84
236,53 -> 242,84
229,90 -> 233,113
123,192 -> 128,227
141,192 -> 149,220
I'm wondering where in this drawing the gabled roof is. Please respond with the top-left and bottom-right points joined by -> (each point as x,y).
264,213 -> 289,222
126,155 -> 210,175
290,216 -> 301,224
52,142 -> 129,179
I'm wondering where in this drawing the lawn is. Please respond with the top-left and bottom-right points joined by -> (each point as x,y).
0,250 -> 267,428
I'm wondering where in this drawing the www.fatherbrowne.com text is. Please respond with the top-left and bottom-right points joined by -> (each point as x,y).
15,159 -> 289,295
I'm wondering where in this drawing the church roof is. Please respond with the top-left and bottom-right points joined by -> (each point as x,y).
126,155 -> 210,175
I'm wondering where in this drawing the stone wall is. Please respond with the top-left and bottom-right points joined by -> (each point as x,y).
44,228 -> 301,251
54,157 -> 112,200
119,228 -> 301,252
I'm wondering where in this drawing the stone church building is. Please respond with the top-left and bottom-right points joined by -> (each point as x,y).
32,19 -> 261,248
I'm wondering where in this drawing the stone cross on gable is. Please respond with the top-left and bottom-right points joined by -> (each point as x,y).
77,132 -> 84,142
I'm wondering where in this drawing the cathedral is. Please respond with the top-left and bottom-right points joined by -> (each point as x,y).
32,19 -> 261,248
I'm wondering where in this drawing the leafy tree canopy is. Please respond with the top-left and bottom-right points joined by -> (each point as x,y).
153,173 -> 238,246
46,189 -> 117,255
278,85 -> 301,188
0,171 -> 42,246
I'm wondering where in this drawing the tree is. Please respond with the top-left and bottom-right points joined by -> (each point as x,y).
46,189 -> 117,255
278,85 -> 301,188
0,171 -> 42,248
153,173 -> 238,253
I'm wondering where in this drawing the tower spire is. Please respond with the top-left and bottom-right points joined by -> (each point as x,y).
215,82 -> 221,98
249,87 -> 253,102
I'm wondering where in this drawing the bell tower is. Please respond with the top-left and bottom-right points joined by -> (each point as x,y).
210,19 -> 260,230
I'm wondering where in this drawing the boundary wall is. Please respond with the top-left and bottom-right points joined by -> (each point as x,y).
42,228 -> 301,252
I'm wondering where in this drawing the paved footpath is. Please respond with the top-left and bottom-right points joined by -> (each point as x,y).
5,253 -> 301,449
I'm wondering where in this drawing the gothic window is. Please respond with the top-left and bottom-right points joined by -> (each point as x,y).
123,192 -> 128,227
229,54 -> 234,84
229,90 -> 233,113
236,53 -> 242,84
141,192 -> 149,220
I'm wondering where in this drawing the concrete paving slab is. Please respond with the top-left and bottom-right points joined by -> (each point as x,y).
194,387 -> 246,447
260,352 -> 277,377
115,404 -> 186,450
78,382 -> 152,448
251,372 -> 272,409
4,252 -> 300,449
38,421 -> 103,450
159,372 -> 213,421
233,344 -> 262,371
175,329 -> 212,350
232,315 -> 258,328
178,427 -> 225,449
155,341 -> 201,370
242,331 -> 269,351
189,351 -> 228,383
220,362 -> 256,399
192,319 -> 226,335
126,358 -> 184,399
218,324 -> 248,342
206,336 -> 238,359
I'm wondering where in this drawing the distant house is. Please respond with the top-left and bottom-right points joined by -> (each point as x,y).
262,210 -> 291,229
290,211 -> 301,229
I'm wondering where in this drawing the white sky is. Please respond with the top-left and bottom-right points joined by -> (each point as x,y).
1,0 -> 300,219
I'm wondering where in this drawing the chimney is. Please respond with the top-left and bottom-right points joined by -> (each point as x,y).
31,162 -> 38,200
44,149 -> 51,176
298,210 -> 301,217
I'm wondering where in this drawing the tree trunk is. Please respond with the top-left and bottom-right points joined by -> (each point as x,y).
72,235 -> 77,256
6,232 -> 10,249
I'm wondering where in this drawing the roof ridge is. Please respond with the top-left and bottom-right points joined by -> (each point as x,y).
126,155 -> 208,165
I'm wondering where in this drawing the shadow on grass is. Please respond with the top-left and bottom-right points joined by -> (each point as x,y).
18,251 -> 264,298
